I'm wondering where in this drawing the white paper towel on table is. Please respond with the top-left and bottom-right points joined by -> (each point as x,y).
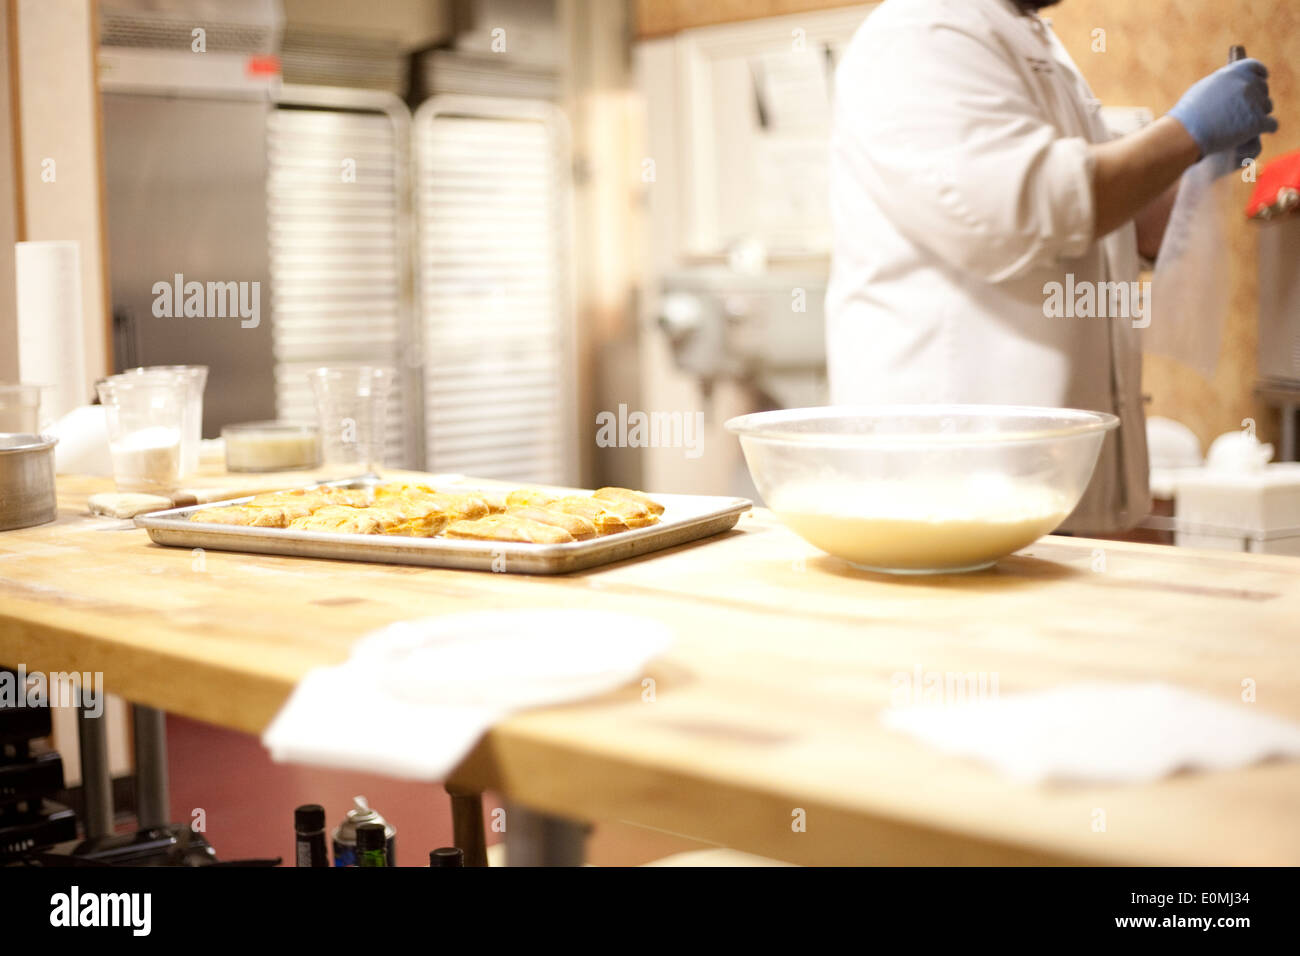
16,241 -> 87,421
49,405 -> 112,475
882,682 -> 1300,785
262,609 -> 673,780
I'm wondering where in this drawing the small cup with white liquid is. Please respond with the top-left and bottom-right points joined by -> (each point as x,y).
96,373 -> 189,493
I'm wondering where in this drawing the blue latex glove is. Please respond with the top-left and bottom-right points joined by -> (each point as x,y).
1168,58 -> 1279,162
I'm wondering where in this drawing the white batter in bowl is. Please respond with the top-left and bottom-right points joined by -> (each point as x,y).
726,405 -> 1116,574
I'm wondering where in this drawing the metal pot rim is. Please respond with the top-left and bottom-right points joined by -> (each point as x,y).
0,432 -> 58,454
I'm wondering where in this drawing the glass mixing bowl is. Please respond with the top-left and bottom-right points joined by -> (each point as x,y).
725,405 -> 1119,574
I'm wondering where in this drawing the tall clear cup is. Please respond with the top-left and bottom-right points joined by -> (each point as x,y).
309,366 -> 394,474
96,374 -> 189,493
119,365 -> 207,477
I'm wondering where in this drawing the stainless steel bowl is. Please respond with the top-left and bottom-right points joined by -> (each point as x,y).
0,433 -> 58,531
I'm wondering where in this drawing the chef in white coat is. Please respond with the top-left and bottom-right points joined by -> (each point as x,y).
827,0 -> 1278,532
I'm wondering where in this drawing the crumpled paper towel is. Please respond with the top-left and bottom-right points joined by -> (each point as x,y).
262,609 -> 672,780
881,682 -> 1300,785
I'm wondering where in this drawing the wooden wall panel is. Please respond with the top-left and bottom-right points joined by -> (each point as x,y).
0,0 -> 21,381
12,0 -> 111,388
635,0 -> 863,38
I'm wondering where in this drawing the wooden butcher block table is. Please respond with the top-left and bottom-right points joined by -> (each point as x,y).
1,471 -> 1299,866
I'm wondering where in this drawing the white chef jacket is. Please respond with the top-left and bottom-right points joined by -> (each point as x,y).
826,0 -> 1149,533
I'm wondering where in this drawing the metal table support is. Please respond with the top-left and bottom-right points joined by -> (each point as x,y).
1255,381 -> 1299,463
504,804 -> 589,867
132,705 -> 170,828
1281,399 -> 1297,463
76,704 -> 114,838
446,785 -> 489,867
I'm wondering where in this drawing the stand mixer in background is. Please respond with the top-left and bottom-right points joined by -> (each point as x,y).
654,262 -> 828,500
657,266 -> 828,416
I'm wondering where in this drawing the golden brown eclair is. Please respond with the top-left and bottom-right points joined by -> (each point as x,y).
250,487 -> 372,514
592,487 -> 665,517
373,482 -> 435,500
507,506 -> 598,540
367,499 -> 450,537
194,482 -> 663,542
243,495 -> 316,521
504,488 -> 560,510
443,514 -> 575,544
377,486 -> 490,520
551,496 -> 631,535
288,505 -> 386,535
190,504 -> 288,527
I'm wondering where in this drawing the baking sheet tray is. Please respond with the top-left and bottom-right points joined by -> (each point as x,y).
133,475 -> 752,574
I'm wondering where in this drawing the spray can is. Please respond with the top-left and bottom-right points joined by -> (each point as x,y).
332,795 -> 396,867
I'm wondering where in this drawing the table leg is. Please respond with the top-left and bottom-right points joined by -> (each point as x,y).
76,703 -> 114,839
446,785 -> 489,867
1281,402 -> 1297,463
132,705 -> 170,829
504,804 -> 588,866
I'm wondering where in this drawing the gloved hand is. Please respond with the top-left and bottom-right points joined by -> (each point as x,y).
1168,58 -> 1279,162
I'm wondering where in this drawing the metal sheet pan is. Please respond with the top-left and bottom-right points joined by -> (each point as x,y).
133,476 -> 752,574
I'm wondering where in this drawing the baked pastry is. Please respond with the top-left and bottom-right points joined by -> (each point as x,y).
505,488 -> 560,510
507,506 -> 598,540
189,504 -> 288,527
551,496 -> 631,536
421,492 -> 491,520
587,489 -> 661,528
593,487 -> 665,516
443,514 -> 575,544
377,484 -> 491,520
600,507 -> 657,529
189,481 -> 663,544
249,487 -> 371,517
373,482 -> 435,500
243,495 -> 315,521
367,498 -> 450,537
310,487 -> 373,508
288,505 -> 386,535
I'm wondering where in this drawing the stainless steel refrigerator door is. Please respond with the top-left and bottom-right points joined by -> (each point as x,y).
412,96 -> 579,486
267,86 -> 417,469
103,92 -> 277,436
